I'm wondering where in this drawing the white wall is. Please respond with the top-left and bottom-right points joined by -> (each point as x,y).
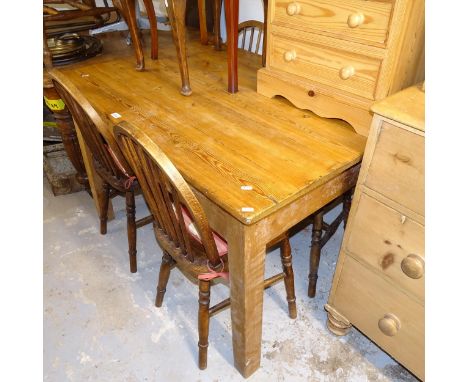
96,0 -> 168,16
220,0 -> 265,53
97,0 -> 265,51
98,0 -> 264,32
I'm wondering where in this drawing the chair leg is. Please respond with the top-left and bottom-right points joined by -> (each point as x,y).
115,0 -> 145,71
225,0 -> 239,93
308,212 -> 324,298
99,182 -> 110,235
213,0 -> 222,50
198,279 -> 211,370
155,251 -> 174,307
280,237 -> 297,319
142,0 -> 158,60
343,189 -> 353,229
166,0 -> 192,96
198,0 -> 208,45
126,190 -> 137,273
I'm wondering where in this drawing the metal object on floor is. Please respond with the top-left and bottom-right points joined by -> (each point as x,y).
46,33 -> 103,66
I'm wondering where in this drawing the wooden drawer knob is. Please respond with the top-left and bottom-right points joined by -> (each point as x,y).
347,12 -> 365,28
283,50 -> 297,62
286,2 -> 301,16
339,66 -> 355,80
378,313 -> 401,336
401,254 -> 425,279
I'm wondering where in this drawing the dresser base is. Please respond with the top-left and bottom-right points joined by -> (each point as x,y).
257,68 -> 373,137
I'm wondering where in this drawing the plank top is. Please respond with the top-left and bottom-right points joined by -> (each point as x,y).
371,83 -> 425,132
51,30 -> 366,224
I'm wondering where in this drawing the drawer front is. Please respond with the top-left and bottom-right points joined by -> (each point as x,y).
334,256 -> 424,379
271,0 -> 394,47
364,121 -> 425,215
347,193 -> 425,301
269,33 -> 381,99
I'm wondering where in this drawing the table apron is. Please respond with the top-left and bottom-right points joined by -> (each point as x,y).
192,163 -> 360,245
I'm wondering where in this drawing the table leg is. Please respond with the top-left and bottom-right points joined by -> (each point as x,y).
228,223 -> 266,377
225,0 -> 239,93
166,0 -> 192,96
75,126 -> 115,222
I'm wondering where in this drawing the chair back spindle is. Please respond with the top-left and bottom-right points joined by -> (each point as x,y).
114,121 -> 223,272
238,20 -> 264,55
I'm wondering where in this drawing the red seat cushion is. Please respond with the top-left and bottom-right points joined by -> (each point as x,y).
174,204 -> 228,257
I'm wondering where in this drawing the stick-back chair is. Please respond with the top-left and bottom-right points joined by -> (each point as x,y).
114,120 -> 297,370
198,0 -> 268,66
307,190 -> 353,297
238,19 -> 264,55
52,78 -> 153,273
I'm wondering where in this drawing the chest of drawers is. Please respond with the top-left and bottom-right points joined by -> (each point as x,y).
325,84 -> 425,380
257,0 -> 425,136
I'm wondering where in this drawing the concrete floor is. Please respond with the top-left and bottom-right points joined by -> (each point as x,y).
44,178 -> 418,382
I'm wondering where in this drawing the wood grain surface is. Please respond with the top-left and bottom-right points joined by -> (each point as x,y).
50,30 -> 365,225
49,30 -> 366,378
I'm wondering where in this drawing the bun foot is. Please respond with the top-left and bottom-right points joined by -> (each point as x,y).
325,304 -> 351,336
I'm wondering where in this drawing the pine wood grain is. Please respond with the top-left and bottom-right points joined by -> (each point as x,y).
51,30 -> 365,225
50,30 -> 366,378
346,192 -> 424,302
259,0 -> 425,136
271,0 -> 394,47
371,84 -> 425,131
333,256 -> 425,380
326,84 -> 425,380
269,32 -> 381,99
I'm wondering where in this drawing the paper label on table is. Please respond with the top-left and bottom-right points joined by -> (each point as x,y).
44,96 -> 65,111
241,185 -> 253,190
81,73 -> 90,77
241,207 -> 254,212
110,112 -> 122,119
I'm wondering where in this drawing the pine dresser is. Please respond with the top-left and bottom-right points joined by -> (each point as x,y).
257,0 -> 425,136
325,83 -> 425,380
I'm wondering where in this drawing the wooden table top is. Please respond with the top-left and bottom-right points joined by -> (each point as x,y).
51,30 -> 366,225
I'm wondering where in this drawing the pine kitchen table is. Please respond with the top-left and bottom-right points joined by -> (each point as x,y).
49,29 -> 366,378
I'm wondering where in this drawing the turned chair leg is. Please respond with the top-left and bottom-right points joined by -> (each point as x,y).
142,0 -> 159,60
198,279 -> 211,370
343,189 -> 353,229
155,251 -> 174,307
280,237 -> 297,319
126,190 -> 137,273
99,182 -> 110,235
308,211 -> 324,298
